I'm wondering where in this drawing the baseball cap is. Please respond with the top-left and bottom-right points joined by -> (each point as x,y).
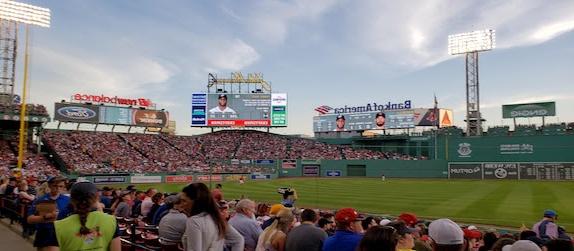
507,240 -> 541,251
70,182 -> 98,199
379,218 -> 392,226
335,208 -> 364,223
164,195 -> 180,205
218,94 -> 227,99
429,219 -> 464,245
463,228 -> 482,239
399,212 -> 418,227
270,204 -> 285,215
336,115 -> 345,120
376,112 -> 386,118
543,209 -> 557,217
387,221 -> 417,235
48,176 -> 68,184
126,185 -> 136,191
217,200 -> 229,209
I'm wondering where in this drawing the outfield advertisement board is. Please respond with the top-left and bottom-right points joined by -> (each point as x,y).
131,175 -> 162,184
303,165 -> 320,177
313,110 -> 415,132
449,162 -> 574,180
191,92 -> 287,127
165,175 -> 194,183
54,103 -> 168,127
502,102 -> 556,118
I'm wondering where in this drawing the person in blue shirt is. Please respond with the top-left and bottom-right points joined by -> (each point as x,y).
323,208 -> 364,251
27,176 -> 71,251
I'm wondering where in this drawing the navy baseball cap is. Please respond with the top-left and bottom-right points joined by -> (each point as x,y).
218,94 -> 227,99
376,112 -> 386,118
336,115 -> 345,120
70,182 -> 98,198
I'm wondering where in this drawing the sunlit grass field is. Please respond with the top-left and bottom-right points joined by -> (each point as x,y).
114,178 -> 574,230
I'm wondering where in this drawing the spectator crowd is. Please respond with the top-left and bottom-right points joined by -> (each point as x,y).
0,177 -> 572,251
42,129 -> 423,175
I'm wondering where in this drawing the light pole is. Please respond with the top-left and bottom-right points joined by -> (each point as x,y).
0,0 -> 51,176
448,29 -> 495,136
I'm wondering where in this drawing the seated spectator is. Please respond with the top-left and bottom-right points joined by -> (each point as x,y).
543,239 -> 574,251
152,194 -> 179,225
158,195 -> 187,245
256,208 -> 294,251
229,199 -> 261,251
428,218 -> 464,251
505,240 -> 541,251
147,192 -> 165,223
387,221 -> 417,251
286,209 -> 327,251
491,238 -> 515,251
114,191 -> 132,218
357,225 -> 399,251
532,209 -> 568,241
323,208 -> 364,251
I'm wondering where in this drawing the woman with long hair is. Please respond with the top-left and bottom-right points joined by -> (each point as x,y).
256,208 -> 294,251
180,182 -> 244,251
357,225 -> 400,251
49,182 -> 120,251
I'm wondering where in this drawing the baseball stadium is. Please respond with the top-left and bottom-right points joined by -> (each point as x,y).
1,1 -> 573,251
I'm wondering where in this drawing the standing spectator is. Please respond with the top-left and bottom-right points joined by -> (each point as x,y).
99,187 -> 113,209
114,191 -> 132,218
256,208 -> 294,251
50,182 -> 120,251
357,226 -> 400,251
4,177 -> 17,197
262,204 -> 286,230
322,208 -> 364,251
27,176 -> 71,250
212,184 -> 223,201
386,221 -> 417,251
159,195 -> 187,245
286,209 -> 327,251
17,180 -> 36,202
180,183 -> 244,251
428,219 -> 464,251
229,199 -> 262,251
27,176 -> 39,197
532,209 -> 567,241
141,188 -> 158,217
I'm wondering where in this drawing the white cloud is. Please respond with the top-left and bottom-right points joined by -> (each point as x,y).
236,0 -> 339,44
347,0 -> 574,69
201,39 -> 260,71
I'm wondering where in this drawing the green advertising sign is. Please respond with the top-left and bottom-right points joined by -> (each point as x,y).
271,93 -> 287,126
502,102 -> 555,118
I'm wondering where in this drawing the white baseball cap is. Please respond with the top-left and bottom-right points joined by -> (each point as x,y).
379,219 -> 392,226
508,240 -> 541,251
428,219 -> 464,245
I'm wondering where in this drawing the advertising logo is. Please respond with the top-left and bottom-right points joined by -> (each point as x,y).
133,110 -> 167,127
457,143 -> 472,157
57,106 -> 97,120
494,168 -> 508,179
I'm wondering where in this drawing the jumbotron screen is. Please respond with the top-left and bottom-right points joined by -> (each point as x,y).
54,103 -> 169,127
191,93 -> 287,127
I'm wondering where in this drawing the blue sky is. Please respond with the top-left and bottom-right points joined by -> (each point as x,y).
19,0 -> 574,136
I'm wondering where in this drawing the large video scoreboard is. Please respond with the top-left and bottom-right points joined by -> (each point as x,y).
191,93 -> 287,127
54,103 -> 168,127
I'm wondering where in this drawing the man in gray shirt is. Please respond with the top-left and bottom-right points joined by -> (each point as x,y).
158,195 -> 187,244
286,209 -> 327,251
228,199 -> 262,251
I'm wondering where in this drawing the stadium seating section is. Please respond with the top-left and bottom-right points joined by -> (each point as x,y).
41,130 -> 421,175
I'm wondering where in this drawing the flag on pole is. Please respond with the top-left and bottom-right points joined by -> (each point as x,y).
434,94 -> 439,128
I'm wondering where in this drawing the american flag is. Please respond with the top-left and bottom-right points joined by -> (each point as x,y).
314,105 -> 333,115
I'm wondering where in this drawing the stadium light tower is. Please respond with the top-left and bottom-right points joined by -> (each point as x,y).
0,0 -> 51,174
448,29 -> 495,136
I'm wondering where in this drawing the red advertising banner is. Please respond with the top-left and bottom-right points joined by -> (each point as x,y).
165,175 -> 193,183
208,120 -> 270,127
196,175 -> 223,182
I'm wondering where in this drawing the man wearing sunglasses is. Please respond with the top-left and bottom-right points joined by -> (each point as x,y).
323,208 -> 365,251
27,176 -> 71,251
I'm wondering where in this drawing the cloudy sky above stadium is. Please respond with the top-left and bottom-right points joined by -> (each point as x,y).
22,0 -> 574,135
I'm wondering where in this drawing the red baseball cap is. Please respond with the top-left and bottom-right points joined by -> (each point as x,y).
399,212 -> 418,227
335,208 -> 365,223
463,228 -> 482,239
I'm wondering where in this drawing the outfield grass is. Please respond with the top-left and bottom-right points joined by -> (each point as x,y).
120,178 -> 574,231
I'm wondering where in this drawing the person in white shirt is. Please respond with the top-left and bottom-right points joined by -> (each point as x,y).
209,94 -> 236,114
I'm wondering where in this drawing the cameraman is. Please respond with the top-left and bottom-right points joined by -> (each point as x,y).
279,188 -> 298,208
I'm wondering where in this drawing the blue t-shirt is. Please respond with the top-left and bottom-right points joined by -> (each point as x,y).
322,230 -> 363,251
100,196 -> 112,209
28,194 -> 72,229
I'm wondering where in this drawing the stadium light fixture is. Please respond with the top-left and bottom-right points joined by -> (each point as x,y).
0,0 -> 51,27
448,29 -> 495,55
448,29 -> 495,137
